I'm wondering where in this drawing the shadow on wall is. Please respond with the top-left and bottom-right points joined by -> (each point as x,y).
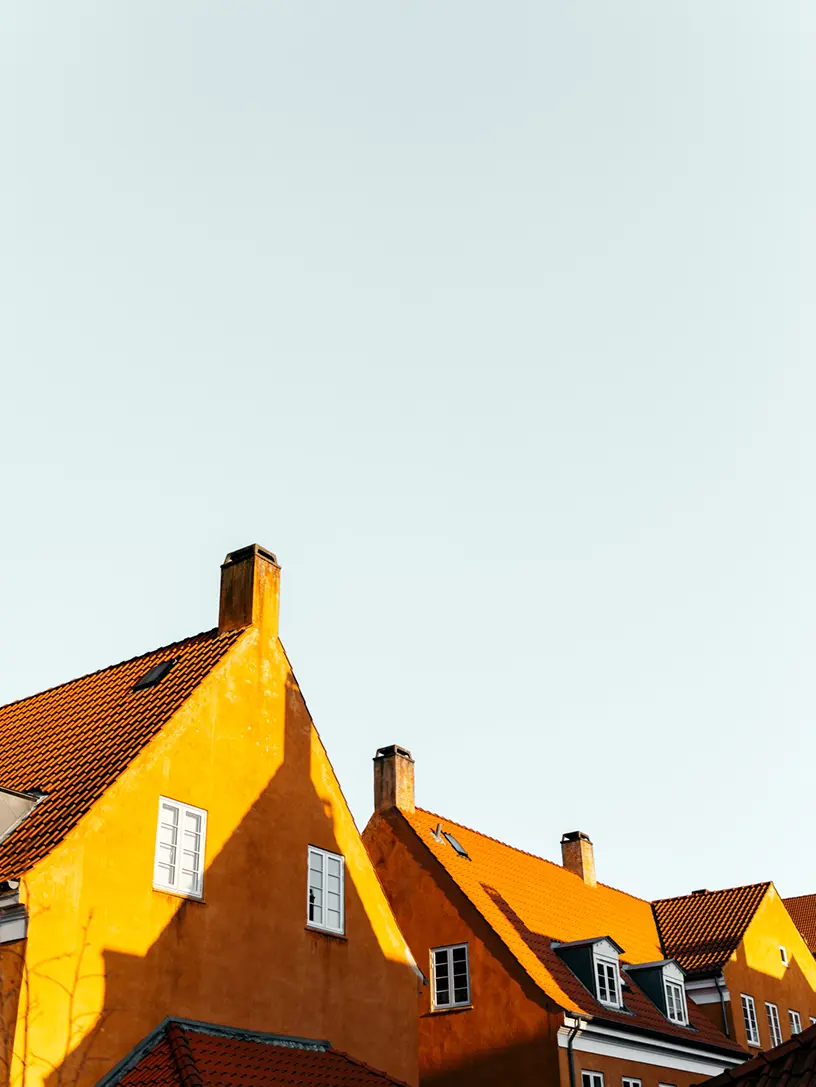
44,676 -> 418,1087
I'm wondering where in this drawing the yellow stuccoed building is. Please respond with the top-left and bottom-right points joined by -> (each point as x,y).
0,546 -> 420,1087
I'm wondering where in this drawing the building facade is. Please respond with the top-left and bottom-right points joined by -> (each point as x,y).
363,747 -> 747,1087
0,546 -> 420,1087
654,885 -> 816,1052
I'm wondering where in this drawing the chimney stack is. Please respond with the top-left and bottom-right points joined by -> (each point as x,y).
373,746 -> 415,813
561,831 -> 596,887
218,545 -> 280,641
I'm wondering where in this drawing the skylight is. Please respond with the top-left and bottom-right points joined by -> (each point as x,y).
133,659 -> 177,692
442,831 -> 470,859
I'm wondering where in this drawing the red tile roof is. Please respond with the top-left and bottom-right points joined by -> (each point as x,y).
652,884 -> 771,978
699,1020 -> 816,1087
0,628 -> 243,881
785,896 -> 816,955
100,1019 -> 410,1087
398,807 -> 744,1055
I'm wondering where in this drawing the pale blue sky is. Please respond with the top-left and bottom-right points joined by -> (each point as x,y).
3,3 -> 815,901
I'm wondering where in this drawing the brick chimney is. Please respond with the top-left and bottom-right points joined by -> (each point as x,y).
373,745 -> 415,813
561,830 -> 596,887
218,544 -> 280,640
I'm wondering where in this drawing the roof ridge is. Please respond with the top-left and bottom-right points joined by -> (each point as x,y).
0,627 -> 228,713
414,806 -> 650,905
653,881 -> 772,905
167,1023 -> 204,1087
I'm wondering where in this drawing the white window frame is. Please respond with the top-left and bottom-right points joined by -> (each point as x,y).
622,1078 -> 642,1087
431,943 -> 471,1010
664,978 -> 688,1025
741,994 -> 760,1046
152,796 -> 207,900
582,1073 -> 604,1087
766,1001 -> 783,1047
789,1009 -> 802,1035
780,945 -> 789,966
307,846 -> 345,935
594,955 -> 621,1008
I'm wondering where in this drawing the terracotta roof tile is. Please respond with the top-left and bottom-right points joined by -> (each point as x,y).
700,1020 -> 816,1087
653,884 -> 771,978
102,1019 -> 410,1087
400,808 -> 744,1055
0,628 -> 243,881
785,896 -> 816,955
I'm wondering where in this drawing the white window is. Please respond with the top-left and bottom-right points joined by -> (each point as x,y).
665,979 -> 688,1024
153,796 -> 206,899
582,1074 -> 603,1087
622,1079 -> 642,1087
780,946 -> 789,966
766,1002 -> 783,1047
789,1010 -> 802,1035
431,943 -> 470,1009
742,994 -> 760,1046
307,846 -> 345,934
810,1017 -> 816,1026
595,957 -> 620,1007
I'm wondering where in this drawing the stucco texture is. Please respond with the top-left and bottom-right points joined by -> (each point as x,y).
4,598 -> 419,1087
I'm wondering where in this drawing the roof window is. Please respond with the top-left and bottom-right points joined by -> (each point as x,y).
133,659 -> 177,692
441,831 -> 470,859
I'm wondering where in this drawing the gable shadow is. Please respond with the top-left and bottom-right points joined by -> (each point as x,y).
41,674 -> 418,1087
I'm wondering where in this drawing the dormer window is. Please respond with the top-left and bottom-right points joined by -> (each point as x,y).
595,954 -> 621,1007
625,960 -> 688,1026
552,936 -> 624,1011
665,978 -> 688,1024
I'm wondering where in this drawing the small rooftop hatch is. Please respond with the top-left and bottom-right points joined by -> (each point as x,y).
442,830 -> 470,859
133,659 -> 177,692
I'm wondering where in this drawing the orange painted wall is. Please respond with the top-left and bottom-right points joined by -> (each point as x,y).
365,807 -> 565,1086
8,615 -> 419,1087
722,887 -> 816,1052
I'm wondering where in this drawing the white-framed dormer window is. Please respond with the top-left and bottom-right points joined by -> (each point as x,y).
665,978 -> 688,1024
766,1002 -> 783,1047
431,943 -> 470,1009
789,1010 -> 802,1035
595,956 -> 620,1007
741,994 -> 760,1046
780,946 -> 789,966
153,796 -> 207,899
307,846 -> 345,935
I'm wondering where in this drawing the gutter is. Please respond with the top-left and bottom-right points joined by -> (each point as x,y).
567,1016 -> 584,1087
714,975 -> 729,1038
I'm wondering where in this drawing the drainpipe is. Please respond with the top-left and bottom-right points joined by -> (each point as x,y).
714,975 -> 730,1038
567,1016 -> 584,1087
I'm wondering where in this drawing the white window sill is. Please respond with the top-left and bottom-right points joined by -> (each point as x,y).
306,923 -> 346,940
153,884 -> 205,904
430,1004 -> 473,1015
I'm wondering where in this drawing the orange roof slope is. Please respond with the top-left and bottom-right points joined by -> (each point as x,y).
700,1020 -> 816,1087
401,808 -> 744,1053
101,1019 -> 410,1087
0,628 -> 242,881
653,884 -> 771,978
785,895 -> 816,955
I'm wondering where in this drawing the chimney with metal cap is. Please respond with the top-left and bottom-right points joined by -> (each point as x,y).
373,745 -> 415,813
218,544 -> 281,640
561,830 -> 597,887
